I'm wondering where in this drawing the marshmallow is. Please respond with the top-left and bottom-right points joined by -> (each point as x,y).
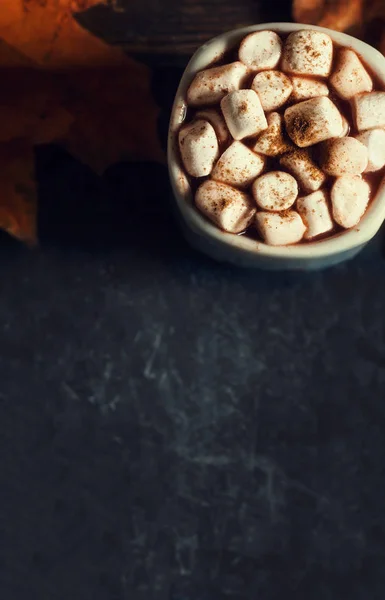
297,190 -> 334,239
255,211 -> 306,246
321,137 -> 368,176
252,171 -> 298,211
220,89 -> 267,140
353,92 -> 385,131
356,129 -> 385,172
291,76 -> 329,101
330,49 -> 373,100
252,112 -> 292,156
187,62 -> 248,107
284,97 -> 343,147
195,180 -> 256,233
195,109 -> 230,144
251,70 -> 293,111
331,175 -> 371,228
280,149 -> 326,192
179,120 -> 218,177
282,30 -> 333,77
212,141 -> 265,188
239,30 -> 282,71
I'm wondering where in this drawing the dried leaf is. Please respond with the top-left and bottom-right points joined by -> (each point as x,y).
318,0 -> 362,32
0,0 -> 126,68
62,69 -> 164,173
293,0 -> 325,25
0,69 -> 73,144
0,0 -> 163,243
293,0 -> 363,32
0,38 -> 33,67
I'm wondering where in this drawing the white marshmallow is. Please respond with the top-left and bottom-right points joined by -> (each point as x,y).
284,97 -> 343,147
356,129 -> 385,172
187,62 -> 248,107
353,92 -> 385,131
212,141 -> 265,189
282,30 -> 333,77
179,120 -> 218,177
331,175 -> 371,229
220,89 -> 267,140
321,137 -> 368,176
195,180 -> 256,233
297,190 -> 334,239
239,30 -> 282,71
252,112 -> 292,156
255,211 -> 306,246
195,109 -> 230,144
330,49 -> 373,100
291,76 -> 329,101
251,70 -> 293,111
252,171 -> 298,211
280,149 -> 326,192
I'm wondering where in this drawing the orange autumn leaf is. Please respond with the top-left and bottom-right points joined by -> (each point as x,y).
0,38 -> 34,67
0,142 -> 37,244
0,0 -> 126,68
293,0 -> 363,33
318,0 -> 362,32
293,0 -> 325,25
0,0 -> 163,243
62,69 -> 164,173
0,69 -> 73,144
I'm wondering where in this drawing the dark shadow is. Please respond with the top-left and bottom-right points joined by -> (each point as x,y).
31,58 -> 180,254
34,143 -> 312,291
36,146 -> 174,251
34,63 -> 183,257
151,66 -> 184,153
0,230 -> 29,254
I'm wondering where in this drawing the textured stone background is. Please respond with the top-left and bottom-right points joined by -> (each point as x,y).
1,43 -> 385,600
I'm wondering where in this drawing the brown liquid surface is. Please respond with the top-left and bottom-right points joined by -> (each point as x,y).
178,33 -> 385,243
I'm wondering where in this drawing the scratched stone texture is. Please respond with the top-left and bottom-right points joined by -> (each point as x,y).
1,62 -> 385,599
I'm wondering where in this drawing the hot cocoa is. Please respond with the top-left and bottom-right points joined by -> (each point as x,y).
177,29 -> 385,246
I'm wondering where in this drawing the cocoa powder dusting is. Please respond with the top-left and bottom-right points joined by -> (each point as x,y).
290,115 -> 312,144
238,101 -> 248,114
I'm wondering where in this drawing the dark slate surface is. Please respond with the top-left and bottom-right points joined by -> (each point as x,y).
1,66 -> 385,600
